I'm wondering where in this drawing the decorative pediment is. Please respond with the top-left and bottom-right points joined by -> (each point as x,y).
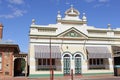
64,30 -> 81,37
57,27 -> 87,38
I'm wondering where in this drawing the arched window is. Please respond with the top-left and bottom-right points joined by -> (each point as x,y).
75,54 -> 81,57
64,54 -> 70,57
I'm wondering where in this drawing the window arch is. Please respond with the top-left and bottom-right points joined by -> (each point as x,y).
64,54 -> 70,57
73,52 -> 85,60
75,54 -> 81,57
62,52 -> 72,61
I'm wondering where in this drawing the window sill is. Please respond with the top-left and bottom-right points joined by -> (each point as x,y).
88,69 -> 109,70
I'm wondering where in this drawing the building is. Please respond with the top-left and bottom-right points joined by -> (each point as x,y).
0,42 -> 20,77
0,24 -> 28,77
29,6 -> 120,77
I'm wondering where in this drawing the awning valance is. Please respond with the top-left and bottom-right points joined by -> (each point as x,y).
86,47 -> 112,58
34,45 -> 61,58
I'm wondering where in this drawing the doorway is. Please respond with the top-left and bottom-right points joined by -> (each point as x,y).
75,54 -> 81,75
63,54 -> 70,75
14,58 -> 26,76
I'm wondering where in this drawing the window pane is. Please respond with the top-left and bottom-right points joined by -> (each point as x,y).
93,59 -> 96,65
43,59 -> 46,65
52,59 -> 55,65
38,59 -> 42,65
97,59 -> 99,65
47,59 -> 50,65
101,59 -> 103,65
89,59 -> 92,65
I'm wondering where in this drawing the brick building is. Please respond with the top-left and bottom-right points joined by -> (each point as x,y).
0,23 -> 27,77
0,43 -> 20,77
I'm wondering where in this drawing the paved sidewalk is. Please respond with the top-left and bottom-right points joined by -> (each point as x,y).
0,74 -> 120,80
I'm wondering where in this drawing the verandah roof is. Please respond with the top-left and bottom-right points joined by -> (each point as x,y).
86,47 -> 112,58
34,45 -> 61,58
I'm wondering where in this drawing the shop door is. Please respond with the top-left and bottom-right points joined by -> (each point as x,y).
75,55 -> 81,75
64,56 -> 70,75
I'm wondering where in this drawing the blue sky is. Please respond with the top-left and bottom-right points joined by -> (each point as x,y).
0,0 -> 120,53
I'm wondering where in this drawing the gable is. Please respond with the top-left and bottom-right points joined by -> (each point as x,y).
57,27 -> 88,38
64,30 -> 82,37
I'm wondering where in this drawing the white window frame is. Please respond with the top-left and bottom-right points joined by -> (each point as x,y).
37,59 -> 56,70
89,58 -> 105,69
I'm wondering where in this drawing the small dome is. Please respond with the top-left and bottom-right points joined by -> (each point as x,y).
65,5 -> 80,16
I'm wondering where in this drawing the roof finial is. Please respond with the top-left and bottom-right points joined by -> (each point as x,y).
82,13 -> 87,21
83,13 -> 85,16
57,11 -> 61,18
108,24 -> 111,29
71,4 -> 73,8
32,19 -> 35,25
58,11 -> 60,14
57,11 -> 62,23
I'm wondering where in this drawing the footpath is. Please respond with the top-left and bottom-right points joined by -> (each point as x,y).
0,74 -> 120,80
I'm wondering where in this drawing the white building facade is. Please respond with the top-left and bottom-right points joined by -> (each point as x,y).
29,6 -> 120,77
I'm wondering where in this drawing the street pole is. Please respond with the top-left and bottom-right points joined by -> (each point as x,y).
71,69 -> 73,80
50,37 -> 54,80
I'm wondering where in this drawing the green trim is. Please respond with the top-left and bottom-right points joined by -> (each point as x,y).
83,72 -> 114,76
29,72 -> 113,78
29,74 -> 63,78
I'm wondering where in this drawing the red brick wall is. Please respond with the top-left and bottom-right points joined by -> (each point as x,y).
0,48 -> 14,77
3,52 -> 13,76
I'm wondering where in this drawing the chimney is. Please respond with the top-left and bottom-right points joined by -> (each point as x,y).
0,23 -> 3,39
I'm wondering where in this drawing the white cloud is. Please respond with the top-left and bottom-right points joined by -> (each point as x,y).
0,9 -> 26,19
95,0 -> 110,7
65,2 -> 70,5
84,0 -> 95,3
0,0 -> 27,19
85,0 -> 110,3
0,5 -> 27,19
0,14 -> 14,18
84,0 -> 110,8
94,4 -> 103,8
13,9 -> 26,17
7,0 -> 24,5
99,0 -> 109,3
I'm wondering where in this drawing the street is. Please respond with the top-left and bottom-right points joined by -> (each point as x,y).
83,78 -> 120,80
1,76 -> 120,80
